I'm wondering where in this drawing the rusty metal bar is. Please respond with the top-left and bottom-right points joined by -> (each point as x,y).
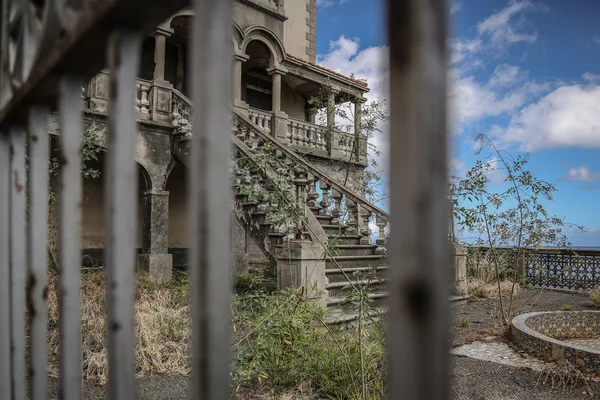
0,132 -> 10,400
9,126 -> 27,400
387,0 -> 450,399
189,0 -> 233,397
105,28 -> 142,400
58,75 -> 84,400
27,106 -> 51,400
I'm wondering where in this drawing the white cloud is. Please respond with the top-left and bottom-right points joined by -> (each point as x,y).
476,1 -> 540,48
448,64 -> 550,132
450,0 -> 463,14
582,72 -> 600,82
565,167 -> 600,182
498,84 -> 600,150
450,1 -> 543,66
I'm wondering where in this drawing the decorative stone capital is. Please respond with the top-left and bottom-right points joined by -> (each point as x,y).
351,95 -> 367,104
234,52 -> 250,62
267,65 -> 288,76
144,189 -> 169,196
152,26 -> 174,38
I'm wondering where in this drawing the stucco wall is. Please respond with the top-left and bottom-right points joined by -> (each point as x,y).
283,0 -> 309,61
309,157 -> 366,195
281,81 -> 306,120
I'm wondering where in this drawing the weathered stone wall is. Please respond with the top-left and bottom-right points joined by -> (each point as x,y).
233,2 -> 284,41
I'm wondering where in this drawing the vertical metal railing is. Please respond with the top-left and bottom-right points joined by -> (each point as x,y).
0,0 -> 450,399
387,0 -> 450,399
188,0 -> 233,397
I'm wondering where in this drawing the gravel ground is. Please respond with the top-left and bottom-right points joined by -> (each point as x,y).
47,288 -> 599,399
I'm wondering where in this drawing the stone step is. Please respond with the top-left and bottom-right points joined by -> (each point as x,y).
325,265 -> 389,283
326,291 -> 389,309
325,278 -> 388,297
329,235 -> 362,246
316,214 -> 334,225
325,305 -> 387,325
321,224 -> 347,236
334,244 -> 377,257
325,255 -> 386,269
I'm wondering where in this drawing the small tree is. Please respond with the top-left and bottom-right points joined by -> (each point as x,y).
450,134 -> 580,324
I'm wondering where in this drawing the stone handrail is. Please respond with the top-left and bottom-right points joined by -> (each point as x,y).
287,117 -> 327,153
233,109 -> 389,251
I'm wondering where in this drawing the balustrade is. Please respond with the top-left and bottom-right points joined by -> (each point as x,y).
249,109 -> 272,133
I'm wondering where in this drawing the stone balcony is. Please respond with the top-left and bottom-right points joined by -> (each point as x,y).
84,73 -> 368,166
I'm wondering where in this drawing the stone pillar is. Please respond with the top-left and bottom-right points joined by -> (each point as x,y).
268,67 -> 284,113
453,244 -> 468,296
267,66 -> 289,142
233,53 -> 249,112
326,88 -> 340,157
306,107 -> 317,124
353,96 -> 364,136
138,189 -> 173,283
152,27 -> 173,83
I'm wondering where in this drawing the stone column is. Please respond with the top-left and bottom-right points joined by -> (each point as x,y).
152,27 -> 173,83
233,53 -> 249,112
306,106 -> 317,124
453,243 -> 468,296
138,189 -> 173,283
267,66 -> 289,142
268,68 -> 284,113
353,96 -> 364,135
327,88 -> 341,158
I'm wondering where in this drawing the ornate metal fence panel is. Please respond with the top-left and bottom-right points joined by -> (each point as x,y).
526,249 -> 600,291
0,0 -> 451,399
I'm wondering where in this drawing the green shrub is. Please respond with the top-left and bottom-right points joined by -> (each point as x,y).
231,289 -> 386,398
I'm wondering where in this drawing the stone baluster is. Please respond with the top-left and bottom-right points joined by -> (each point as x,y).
135,83 -> 141,112
293,168 -> 309,238
359,206 -> 372,245
319,181 -> 331,216
139,84 -> 150,114
375,215 -> 388,255
306,174 -> 319,208
286,121 -> 292,144
265,115 -> 272,133
346,199 -> 359,235
258,113 -> 265,130
331,189 -> 342,225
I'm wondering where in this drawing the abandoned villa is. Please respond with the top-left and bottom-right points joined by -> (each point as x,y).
49,0 -> 459,309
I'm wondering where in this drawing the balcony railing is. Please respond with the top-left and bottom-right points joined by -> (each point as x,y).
287,117 -> 327,154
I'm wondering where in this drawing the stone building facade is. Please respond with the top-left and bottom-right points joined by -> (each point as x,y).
62,0 -> 371,281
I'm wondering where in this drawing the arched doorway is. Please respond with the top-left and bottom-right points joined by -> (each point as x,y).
242,40 -> 274,111
165,160 -> 189,269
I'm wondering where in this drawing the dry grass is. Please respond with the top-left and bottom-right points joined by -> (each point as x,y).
468,279 -> 520,299
590,287 -> 600,308
47,270 -> 191,384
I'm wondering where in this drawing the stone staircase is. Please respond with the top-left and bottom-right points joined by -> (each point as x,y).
170,99 -> 391,315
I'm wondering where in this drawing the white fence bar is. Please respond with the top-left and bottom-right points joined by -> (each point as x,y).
189,0 -> 233,397
27,106 -> 51,400
105,28 -> 141,400
58,75 -> 85,400
9,126 -> 27,400
387,0 -> 450,399
0,132 -> 10,400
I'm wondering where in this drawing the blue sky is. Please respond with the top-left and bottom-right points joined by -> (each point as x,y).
315,0 -> 600,246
